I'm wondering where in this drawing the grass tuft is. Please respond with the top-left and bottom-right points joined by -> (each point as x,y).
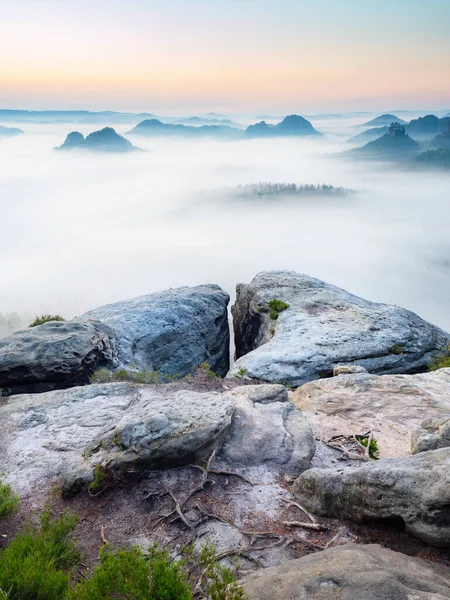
29,315 -> 65,327
0,477 -> 20,519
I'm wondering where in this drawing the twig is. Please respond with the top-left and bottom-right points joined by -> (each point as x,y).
325,531 -> 341,549
164,486 -> 193,530
365,430 -> 374,459
282,521 -> 327,531
280,497 -> 318,524
142,490 -> 168,503
190,465 -> 254,485
100,524 -> 108,544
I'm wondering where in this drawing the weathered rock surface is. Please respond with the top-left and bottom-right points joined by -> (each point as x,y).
412,414 -> 450,453
242,543 -> 450,600
293,367 -> 450,457
229,271 -> 450,386
81,285 -> 230,377
219,384 -> 315,475
294,448 -> 450,547
0,382 -> 313,498
0,383 -> 233,497
0,320 -> 117,395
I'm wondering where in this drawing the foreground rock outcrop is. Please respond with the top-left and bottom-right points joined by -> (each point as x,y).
412,414 -> 450,454
242,543 -> 450,600
229,271 -> 450,386
294,447 -> 450,547
0,285 -> 231,395
220,384 -> 315,475
294,367 -> 450,457
0,381 -> 314,498
0,320 -> 117,395
81,284 -> 230,377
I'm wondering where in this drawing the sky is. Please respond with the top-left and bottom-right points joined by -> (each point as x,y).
1,0 -> 450,114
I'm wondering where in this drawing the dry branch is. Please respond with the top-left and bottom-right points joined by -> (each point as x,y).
280,497 -> 318,524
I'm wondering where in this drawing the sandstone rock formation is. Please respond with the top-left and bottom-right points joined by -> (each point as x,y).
0,382 -> 314,498
0,320 -> 117,395
81,284 -> 230,377
242,544 -> 450,599
0,285 -> 231,395
294,447 -> 450,547
229,271 -> 450,386
219,384 -> 315,475
412,414 -> 450,453
293,367 -> 450,457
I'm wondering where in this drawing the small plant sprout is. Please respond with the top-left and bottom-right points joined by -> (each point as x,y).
389,344 -> 404,355
267,299 -> 290,320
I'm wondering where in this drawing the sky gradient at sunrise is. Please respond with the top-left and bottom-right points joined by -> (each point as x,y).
1,0 -> 449,113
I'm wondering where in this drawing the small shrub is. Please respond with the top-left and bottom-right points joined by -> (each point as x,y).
0,508 -> 79,600
90,367 -> 166,385
89,368 -> 112,384
29,315 -> 65,328
67,544 -> 193,600
196,361 -> 216,378
267,299 -> 289,320
132,369 -> 162,384
0,477 -> 19,519
236,367 -> 247,379
389,344 -> 404,355
184,540 -> 246,600
429,346 -> 450,371
355,435 -> 380,459
89,465 -> 105,492
111,368 -> 132,382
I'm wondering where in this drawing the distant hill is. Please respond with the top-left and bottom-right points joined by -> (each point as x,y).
348,123 -> 419,159
245,115 -> 321,138
0,109 -> 156,125
362,114 -> 406,127
416,148 -> 450,169
183,116 -> 241,128
429,122 -> 450,149
55,127 -> 139,152
128,119 -> 241,138
0,125 -> 24,136
404,114 -> 450,140
347,126 -> 388,144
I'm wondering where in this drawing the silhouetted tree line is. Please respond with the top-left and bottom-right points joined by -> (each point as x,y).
234,182 -> 354,197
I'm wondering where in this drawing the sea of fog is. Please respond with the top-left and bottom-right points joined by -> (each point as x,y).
1,114 -> 449,336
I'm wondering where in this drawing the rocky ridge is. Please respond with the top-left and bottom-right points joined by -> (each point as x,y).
1,271 -> 450,597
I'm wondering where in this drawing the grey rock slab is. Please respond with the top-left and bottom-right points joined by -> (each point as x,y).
293,448 -> 450,547
80,284 -> 230,377
293,367 -> 450,458
242,543 -> 450,600
412,414 -> 450,453
219,384 -> 315,475
0,381 -> 312,499
229,271 -> 450,386
0,320 -> 117,395
0,383 -> 234,497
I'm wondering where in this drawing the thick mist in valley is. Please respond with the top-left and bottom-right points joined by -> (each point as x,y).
1,115 -> 449,336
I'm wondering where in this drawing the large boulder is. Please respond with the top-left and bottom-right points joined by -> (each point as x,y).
0,320 -> 117,395
219,384 -> 315,475
293,367 -> 450,457
229,271 -> 450,386
81,285 -> 230,377
293,448 -> 450,547
0,382 -> 234,497
412,414 -> 450,453
242,543 -> 450,600
0,381 -> 313,498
